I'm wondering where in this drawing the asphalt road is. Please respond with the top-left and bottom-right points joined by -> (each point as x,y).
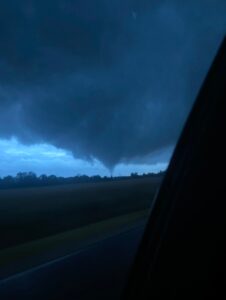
0,222 -> 145,300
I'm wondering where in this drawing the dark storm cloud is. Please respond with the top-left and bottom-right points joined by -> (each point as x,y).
0,0 -> 225,168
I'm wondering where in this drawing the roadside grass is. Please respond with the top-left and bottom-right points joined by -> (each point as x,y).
0,177 -> 160,250
0,209 -> 148,279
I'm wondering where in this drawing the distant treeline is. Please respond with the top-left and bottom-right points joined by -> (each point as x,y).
0,171 -> 165,189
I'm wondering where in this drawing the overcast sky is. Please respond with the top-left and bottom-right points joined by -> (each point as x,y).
0,1 -> 225,177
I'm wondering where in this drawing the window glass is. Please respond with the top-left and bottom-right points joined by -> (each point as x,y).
0,1 -> 225,297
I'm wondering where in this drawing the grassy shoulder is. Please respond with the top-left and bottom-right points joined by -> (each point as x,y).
0,177 -> 160,250
0,209 -> 148,280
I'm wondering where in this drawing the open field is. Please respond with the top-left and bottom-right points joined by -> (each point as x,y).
0,177 -> 162,250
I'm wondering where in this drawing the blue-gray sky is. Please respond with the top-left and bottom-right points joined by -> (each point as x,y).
0,1 -> 225,176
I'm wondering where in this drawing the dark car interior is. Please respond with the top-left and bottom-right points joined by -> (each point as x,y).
124,37 -> 226,300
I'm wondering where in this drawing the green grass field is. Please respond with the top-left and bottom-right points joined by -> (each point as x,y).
0,176 -> 162,278
0,177 -> 161,250
0,209 -> 149,278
